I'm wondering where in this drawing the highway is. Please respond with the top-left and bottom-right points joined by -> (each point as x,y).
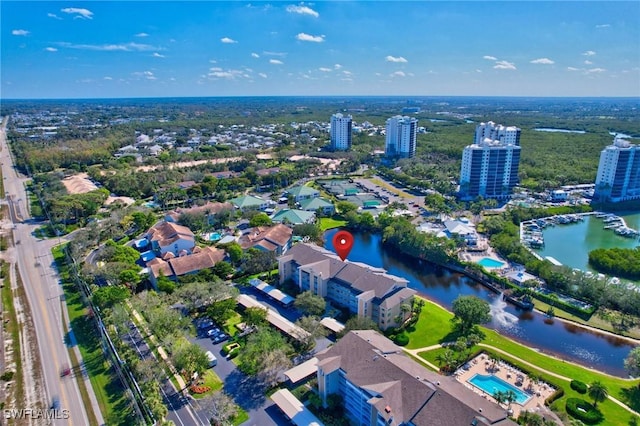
0,117 -> 101,425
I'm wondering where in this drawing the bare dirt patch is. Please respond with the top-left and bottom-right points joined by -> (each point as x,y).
61,173 -> 98,195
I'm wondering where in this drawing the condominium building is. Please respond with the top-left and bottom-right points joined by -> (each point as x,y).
330,113 -> 352,151
385,115 -> 418,158
459,122 -> 521,200
594,137 -> 640,203
316,330 -> 517,426
474,121 -> 521,146
278,244 -> 416,330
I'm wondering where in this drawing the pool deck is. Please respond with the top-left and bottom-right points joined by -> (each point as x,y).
454,353 -> 556,418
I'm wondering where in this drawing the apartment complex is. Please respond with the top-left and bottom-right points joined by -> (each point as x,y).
385,115 -> 418,158
594,137 -> 640,203
316,330 -> 516,426
278,244 -> 416,330
330,113 -> 353,151
474,121 -> 521,146
459,122 -> 521,200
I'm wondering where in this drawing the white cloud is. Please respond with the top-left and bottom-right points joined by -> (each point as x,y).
582,50 -> 596,56
595,24 -> 610,28
153,52 -> 165,58
567,67 -> 580,71
319,67 -> 332,72
12,29 -> 30,36
206,67 -> 252,80
258,73 -> 267,78
530,58 -> 554,65
586,68 -> 606,74
286,5 -> 319,18
135,32 -> 149,37
104,76 -> 113,80
475,69 -> 482,73
45,47 -> 58,52
334,64 -> 342,70
296,33 -> 325,42
584,60 -> 593,65
391,71 -> 406,77
47,13 -> 62,20
133,71 -> 156,80
385,55 -> 407,63
221,37 -> 237,44
483,55 -> 497,61
343,70 -> 352,76
56,42 -> 159,52
264,51 -> 287,57
61,7 -> 93,19
251,52 -> 260,58
494,60 -> 516,70
270,59 -> 283,65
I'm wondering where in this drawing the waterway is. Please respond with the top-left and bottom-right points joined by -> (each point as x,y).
323,229 -> 636,377
534,212 -> 640,275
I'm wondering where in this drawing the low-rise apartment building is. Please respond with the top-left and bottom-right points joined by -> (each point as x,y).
278,244 -> 416,330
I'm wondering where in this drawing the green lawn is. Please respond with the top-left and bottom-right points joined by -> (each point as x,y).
319,217 -> 347,231
224,312 -> 243,337
405,297 -> 640,425
191,370 -> 223,399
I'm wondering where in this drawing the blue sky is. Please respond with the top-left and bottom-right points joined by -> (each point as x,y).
2,1 -> 639,99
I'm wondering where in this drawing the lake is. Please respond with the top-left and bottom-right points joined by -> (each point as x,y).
324,229 -> 636,377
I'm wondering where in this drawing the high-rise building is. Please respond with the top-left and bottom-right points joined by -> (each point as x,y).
385,115 -> 418,158
594,137 -> 640,203
330,113 -> 352,151
459,122 -> 521,200
474,121 -> 521,146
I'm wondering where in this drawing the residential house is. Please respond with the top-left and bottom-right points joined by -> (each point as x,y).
271,209 -> 316,225
145,221 -> 196,257
278,244 -> 416,330
229,195 -> 269,211
148,246 -> 226,287
316,330 -> 516,426
239,224 -> 293,255
298,198 -> 335,216
287,185 -> 320,202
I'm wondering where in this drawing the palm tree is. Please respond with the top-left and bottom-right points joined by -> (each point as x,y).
399,303 -> 412,322
435,349 -> 457,373
493,390 -> 507,407
588,381 -> 608,408
504,390 -> 517,412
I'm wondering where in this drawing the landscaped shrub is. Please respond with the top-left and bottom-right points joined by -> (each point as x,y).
189,384 -> 211,394
570,380 -> 588,394
565,398 -> 604,424
393,332 -> 409,346
0,371 -> 14,381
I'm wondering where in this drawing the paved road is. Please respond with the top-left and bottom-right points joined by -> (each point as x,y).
122,321 -> 206,425
0,117 -> 101,425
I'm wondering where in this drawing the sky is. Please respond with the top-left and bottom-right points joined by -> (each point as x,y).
2,1 -> 639,99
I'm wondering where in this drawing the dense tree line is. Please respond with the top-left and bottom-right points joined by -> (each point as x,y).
589,247 -> 640,281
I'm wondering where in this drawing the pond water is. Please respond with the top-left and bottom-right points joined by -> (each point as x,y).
323,229 -> 636,377
534,128 -> 587,134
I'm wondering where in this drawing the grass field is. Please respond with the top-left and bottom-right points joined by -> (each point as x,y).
191,370 -> 223,399
406,297 -> 640,425
318,217 -> 347,231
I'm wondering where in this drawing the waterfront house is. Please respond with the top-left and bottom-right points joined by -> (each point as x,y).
239,224 -> 293,255
271,209 -> 316,225
278,244 -> 416,330
299,197 -> 335,215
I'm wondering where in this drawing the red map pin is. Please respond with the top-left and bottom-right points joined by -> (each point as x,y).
332,230 -> 354,261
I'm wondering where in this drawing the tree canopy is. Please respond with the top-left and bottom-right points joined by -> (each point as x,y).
294,290 -> 326,317
451,295 -> 491,335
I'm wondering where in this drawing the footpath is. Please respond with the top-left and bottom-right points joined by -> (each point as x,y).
403,343 -> 640,417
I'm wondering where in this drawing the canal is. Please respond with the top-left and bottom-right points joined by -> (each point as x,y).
323,229 -> 636,377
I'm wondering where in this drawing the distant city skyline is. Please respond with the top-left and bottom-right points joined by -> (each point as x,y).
2,1 -> 639,99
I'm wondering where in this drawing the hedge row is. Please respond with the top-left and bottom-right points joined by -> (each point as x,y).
570,380 -> 588,394
565,398 -> 604,424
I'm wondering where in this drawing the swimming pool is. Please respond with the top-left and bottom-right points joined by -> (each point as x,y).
477,257 -> 505,268
468,374 -> 530,405
209,232 -> 222,241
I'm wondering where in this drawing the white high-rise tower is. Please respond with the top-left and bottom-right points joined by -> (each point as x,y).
385,115 -> 418,158
330,113 -> 352,151
594,137 -> 640,203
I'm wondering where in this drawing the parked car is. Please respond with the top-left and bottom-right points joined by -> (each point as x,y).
205,351 -> 217,368
206,328 -> 221,337
213,333 -> 229,344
